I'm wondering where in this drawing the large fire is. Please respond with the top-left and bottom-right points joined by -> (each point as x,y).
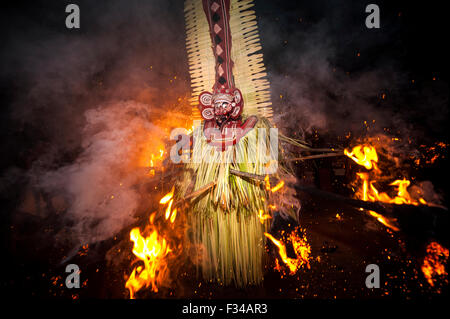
125,186 -> 179,298
344,143 -> 431,231
125,222 -> 171,298
124,125 -> 446,296
346,144 -> 427,206
123,102 -> 193,298
346,142 -> 449,289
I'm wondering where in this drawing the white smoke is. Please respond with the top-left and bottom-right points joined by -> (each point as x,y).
36,101 -> 165,246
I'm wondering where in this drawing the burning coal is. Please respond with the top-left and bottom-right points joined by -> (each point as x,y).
265,227 -> 311,276
421,242 -> 449,290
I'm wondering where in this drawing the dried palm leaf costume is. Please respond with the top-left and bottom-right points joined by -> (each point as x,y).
178,0 -> 299,287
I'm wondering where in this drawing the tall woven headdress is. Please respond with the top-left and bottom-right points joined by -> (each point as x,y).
179,1 -> 297,287
184,0 -> 273,122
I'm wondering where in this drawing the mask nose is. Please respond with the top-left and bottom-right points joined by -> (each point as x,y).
215,102 -> 228,115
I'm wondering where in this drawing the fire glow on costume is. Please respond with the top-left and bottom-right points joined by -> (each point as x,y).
178,0 -> 300,287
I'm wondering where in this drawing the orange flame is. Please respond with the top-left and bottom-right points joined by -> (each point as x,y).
264,175 -> 285,193
150,154 -> 155,168
367,210 -> 400,232
258,209 -> 272,224
160,187 -> 178,222
126,186 -> 179,299
271,181 -> 285,193
355,170 -> 427,206
169,208 -> 177,224
264,175 -> 271,191
125,226 -> 171,299
165,199 -> 174,220
346,143 -> 430,231
159,187 -> 174,204
344,145 -> 379,171
264,229 -> 311,275
421,242 -> 449,288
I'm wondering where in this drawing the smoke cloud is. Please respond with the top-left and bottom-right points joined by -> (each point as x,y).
1,0 -> 190,253
257,1 -> 448,142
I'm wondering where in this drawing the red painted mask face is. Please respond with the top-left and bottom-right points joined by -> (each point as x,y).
198,89 -> 243,124
197,88 -> 258,151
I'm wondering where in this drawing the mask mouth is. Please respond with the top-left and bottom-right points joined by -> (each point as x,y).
215,115 -> 228,126
215,114 -> 232,132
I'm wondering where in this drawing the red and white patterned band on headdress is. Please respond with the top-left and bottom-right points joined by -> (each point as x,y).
197,0 -> 257,151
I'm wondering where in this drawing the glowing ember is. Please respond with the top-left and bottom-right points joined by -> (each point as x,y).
186,125 -> 194,135
160,187 -> 174,204
165,199 -> 174,220
264,175 -> 271,191
169,208 -> 177,224
264,228 -> 311,275
368,210 -> 399,232
270,181 -> 285,193
421,242 -> 449,288
258,209 -> 272,224
264,175 -> 285,193
150,154 -> 155,168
